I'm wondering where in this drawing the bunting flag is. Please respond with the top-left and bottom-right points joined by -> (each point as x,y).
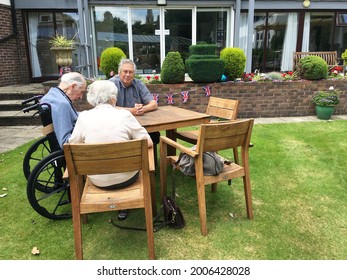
166,94 -> 174,105
203,85 -> 212,97
152,93 -> 159,103
151,86 -> 213,106
181,91 -> 189,103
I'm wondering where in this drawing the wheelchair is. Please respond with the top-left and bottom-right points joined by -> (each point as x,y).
22,96 -> 71,220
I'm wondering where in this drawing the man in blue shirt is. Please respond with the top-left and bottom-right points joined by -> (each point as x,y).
40,72 -> 87,149
111,58 -> 160,143
111,59 -> 160,220
111,59 -> 158,114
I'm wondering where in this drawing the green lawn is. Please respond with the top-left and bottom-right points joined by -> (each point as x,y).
1,120 -> 346,260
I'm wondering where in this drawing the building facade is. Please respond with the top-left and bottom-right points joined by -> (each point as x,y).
0,0 -> 346,85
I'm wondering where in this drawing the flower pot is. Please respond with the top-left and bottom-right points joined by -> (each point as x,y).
315,105 -> 335,120
50,47 -> 75,67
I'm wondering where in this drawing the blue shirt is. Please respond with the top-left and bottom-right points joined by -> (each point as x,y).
110,76 -> 153,107
40,87 -> 78,149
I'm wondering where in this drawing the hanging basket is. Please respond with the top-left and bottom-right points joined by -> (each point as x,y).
50,47 -> 75,67
315,105 -> 335,120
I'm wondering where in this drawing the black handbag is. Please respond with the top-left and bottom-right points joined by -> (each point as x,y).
162,196 -> 185,229
110,195 -> 185,232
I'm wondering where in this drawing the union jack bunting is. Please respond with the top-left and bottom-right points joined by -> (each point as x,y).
203,85 -> 212,97
181,91 -> 189,103
152,93 -> 159,103
166,94 -> 174,105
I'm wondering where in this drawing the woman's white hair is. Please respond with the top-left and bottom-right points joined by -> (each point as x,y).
87,80 -> 118,107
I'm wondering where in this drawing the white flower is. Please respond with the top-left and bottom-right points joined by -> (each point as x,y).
329,86 -> 335,91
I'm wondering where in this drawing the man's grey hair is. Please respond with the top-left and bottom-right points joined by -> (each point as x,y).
118,58 -> 137,73
87,80 -> 118,107
60,72 -> 85,87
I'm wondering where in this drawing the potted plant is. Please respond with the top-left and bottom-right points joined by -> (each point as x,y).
49,33 -> 76,67
312,86 -> 341,120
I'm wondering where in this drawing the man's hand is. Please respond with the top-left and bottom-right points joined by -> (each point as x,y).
134,103 -> 144,115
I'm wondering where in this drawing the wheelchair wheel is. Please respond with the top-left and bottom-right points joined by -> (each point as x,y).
27,150 -> 71,220
23,136 -> 52,180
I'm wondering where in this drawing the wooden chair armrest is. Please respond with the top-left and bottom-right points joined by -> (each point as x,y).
148,147 -> 155,172
160,136 -> 199,157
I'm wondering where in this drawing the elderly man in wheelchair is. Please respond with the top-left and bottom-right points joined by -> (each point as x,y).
22,72 -> 87,220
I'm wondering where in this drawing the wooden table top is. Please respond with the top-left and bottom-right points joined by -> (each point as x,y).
135,106 -> 210,133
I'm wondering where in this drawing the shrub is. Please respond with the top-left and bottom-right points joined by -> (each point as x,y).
160,52 -> 185,84
189,44 -> 217,56
298,55 -> 328,80
186,59 -> 224,83
265,72 -> 285,81
185,44 -> 224,83
220,47 -> 246,81
342,49 -> 347,65
99,47 -> 126,79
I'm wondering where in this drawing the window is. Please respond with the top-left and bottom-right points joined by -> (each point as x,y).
197,10 -> 227,52
27,11 -> 79,79
337,12 -> 347,26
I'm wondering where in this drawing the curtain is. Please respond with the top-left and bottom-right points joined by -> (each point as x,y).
281,13 -> 298,71
301,13 -> 311,52
28,13 -> 42,77
239,14 -> 248,71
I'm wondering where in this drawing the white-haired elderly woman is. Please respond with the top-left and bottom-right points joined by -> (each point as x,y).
69,80 -> 153,220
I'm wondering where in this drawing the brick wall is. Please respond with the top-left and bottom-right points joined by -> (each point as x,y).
73,79 -> 347,118
0,5 -> 29,86
147,80 -> 347,118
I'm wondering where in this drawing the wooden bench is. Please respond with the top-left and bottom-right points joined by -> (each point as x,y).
293,51 -> 338,70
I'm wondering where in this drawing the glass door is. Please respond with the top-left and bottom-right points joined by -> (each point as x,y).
164,9 -> 192,63
131,9 -> 161,74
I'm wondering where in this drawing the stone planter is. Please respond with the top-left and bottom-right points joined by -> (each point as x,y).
50,47 -> 75,67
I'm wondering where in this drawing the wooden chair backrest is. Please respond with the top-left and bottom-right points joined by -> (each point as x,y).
196,119 -> 254,154
206,96 -> 239,121
64,139 -> 149,176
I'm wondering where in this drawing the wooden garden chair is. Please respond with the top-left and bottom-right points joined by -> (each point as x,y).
175,96 -> 240,164
63,139 -> 155,260
160,119 -> 254,236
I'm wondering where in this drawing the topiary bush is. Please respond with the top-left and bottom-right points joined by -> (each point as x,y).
99,47 -> 126,79
341,49 -> 347,65
185,44 -> 224,83
220,47 -> 246,81
298,55 -> 328,80
160,52 -> 185,84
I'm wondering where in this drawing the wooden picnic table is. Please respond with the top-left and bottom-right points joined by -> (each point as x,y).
135,105 -> 211,133
135,105 -> 211,155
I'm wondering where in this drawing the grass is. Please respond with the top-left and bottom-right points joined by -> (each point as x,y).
1,120 -> 347,260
